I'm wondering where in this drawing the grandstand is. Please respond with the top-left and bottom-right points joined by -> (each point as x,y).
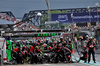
0,12 -> 15,31
0,11 -> 38,32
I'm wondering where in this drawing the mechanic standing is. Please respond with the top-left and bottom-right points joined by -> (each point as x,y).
87,37 -> 96,63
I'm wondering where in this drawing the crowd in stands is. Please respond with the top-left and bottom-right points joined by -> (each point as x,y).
16,23 -> 38,31
0,13 -> 16,22
0,13 -> 38,31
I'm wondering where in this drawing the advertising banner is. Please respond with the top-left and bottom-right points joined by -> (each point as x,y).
51,12 -> 100,23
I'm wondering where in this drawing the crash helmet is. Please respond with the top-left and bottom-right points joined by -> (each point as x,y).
60,37 -> 63,42
83,46 -> 86,50
37,40 -> 41,43
69,40 -> 71,43
89,37 -> 93,42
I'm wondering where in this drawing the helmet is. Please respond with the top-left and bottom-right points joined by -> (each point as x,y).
86,35 -> 89,37
30,41 -> 33,43
69,41 -> 71,43
43,43 -> 47,47
41,40 -> 44,43
52,39 -> 54,41
60,37 -> 63,40
79,36 -> 82,38
83,46 -> 86,48
16,40 -> 20,43
37,40 -> 40,43
57,40 -> 60,44
90,37 -> 92,39
10,40 -> 13,43
29,45 -> 32,49
46,39 -> 48,44
37,43 -> 40,45
58,44 -> 62,47
83,46 -> 86,50
60,37 -> 63,39
27,41 -> 30,44
89,37 -> 93,41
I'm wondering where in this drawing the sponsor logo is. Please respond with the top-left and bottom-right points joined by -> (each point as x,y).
58,15 -> 68,22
